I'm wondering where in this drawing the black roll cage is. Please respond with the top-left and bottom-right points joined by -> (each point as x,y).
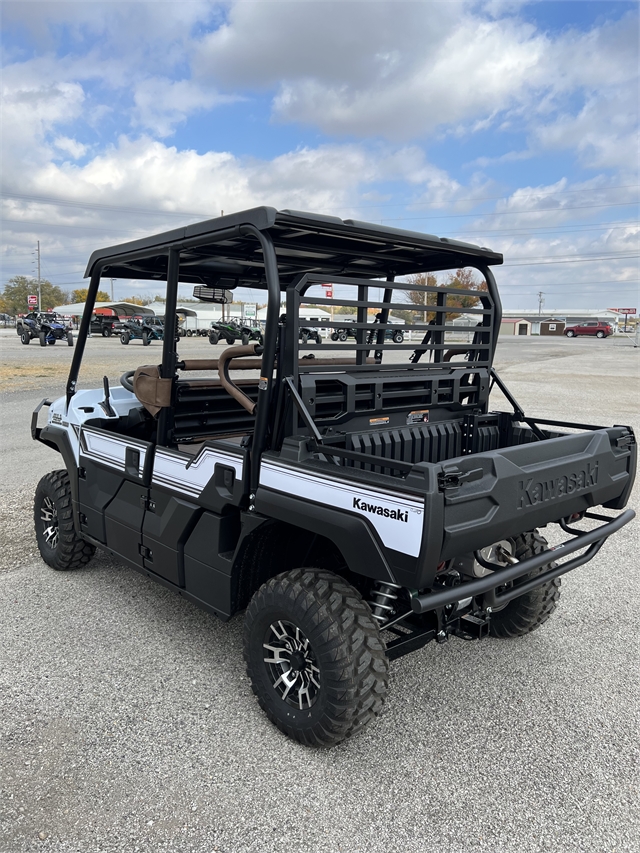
66,209 -> 504,490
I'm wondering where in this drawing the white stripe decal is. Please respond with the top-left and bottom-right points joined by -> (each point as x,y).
80,429 -> 147,475
259,462 -> 424,557
152,447 -> 243,498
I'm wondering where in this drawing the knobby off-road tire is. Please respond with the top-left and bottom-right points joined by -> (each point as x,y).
244,569 -> 389,747
34,471 -> 96,571
21,330 -> 30,345
142,330 -> 150,346
67,331 -> 73,347
209,331 -> 219,345
121,332 -> 130,345
489,531 -> 561,639
39,331 -> 47,347
241,333 -> 250,346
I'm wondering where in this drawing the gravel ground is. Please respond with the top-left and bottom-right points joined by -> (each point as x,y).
1,332 -> 638,853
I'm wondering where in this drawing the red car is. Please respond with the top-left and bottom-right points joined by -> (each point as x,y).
564,321 -> 613,339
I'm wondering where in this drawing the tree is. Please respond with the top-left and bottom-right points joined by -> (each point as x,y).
71,288 -> 110,303
405,269 -> 485,320
0,276 -> 69,315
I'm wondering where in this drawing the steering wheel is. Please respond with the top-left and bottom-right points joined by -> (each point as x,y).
120,370 -> 135,392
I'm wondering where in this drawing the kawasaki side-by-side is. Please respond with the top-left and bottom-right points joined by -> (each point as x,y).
31,208 -> 636,746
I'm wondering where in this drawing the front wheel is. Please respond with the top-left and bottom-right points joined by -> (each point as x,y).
300,333 -> 309,344
209,331 -> 219,345
67,331 -> 73,347
39,331 -> 47,347
338,331 -> 348,342
241,334 -> 250,346
121,332 -> 130,345
142,330 -> 150,346
392,331 -> 404,343
21,330 -> 30,345
488,531 -> 561,638
565,330 -> 575,338
244,569 -> 389,747
34,471 -> 96,570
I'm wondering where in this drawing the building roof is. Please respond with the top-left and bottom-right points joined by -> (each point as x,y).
53,300 -> 155,316
83,207 -> 503,288
500,317 -> 529,324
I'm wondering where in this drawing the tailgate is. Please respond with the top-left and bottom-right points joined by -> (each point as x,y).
436,426 -> 635,561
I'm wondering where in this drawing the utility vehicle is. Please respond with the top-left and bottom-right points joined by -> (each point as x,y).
331,318 -> 404,344
32,208 -> 636,747
119,316 -> 164,346
209,318 -> 264,346
299,326 -> 322,345
18,311 -> 73,346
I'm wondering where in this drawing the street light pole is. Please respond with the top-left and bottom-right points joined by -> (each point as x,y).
36,240 -> 41,311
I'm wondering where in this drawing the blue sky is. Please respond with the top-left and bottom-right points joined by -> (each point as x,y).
1,0 -> 638,310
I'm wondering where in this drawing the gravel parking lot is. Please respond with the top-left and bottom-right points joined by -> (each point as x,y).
1,330 -> 638,853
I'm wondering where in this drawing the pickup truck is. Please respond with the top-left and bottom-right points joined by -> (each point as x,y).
31,207 -> 636,747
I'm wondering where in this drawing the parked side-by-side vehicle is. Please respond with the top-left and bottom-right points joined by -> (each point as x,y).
31,208 -> 636,747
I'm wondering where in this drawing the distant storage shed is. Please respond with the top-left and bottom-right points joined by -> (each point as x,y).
500,317 -> 531,336
540,319 -> 566,336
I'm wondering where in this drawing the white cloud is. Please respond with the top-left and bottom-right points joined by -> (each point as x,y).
131,77 -> 238,137
53,136 -> 88,159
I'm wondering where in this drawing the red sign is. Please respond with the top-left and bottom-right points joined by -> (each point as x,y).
323,285 -> 333,298
27,295 -> 38,306
609,308 -> 636,314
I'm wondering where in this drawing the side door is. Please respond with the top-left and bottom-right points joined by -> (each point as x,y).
142,439 -> 249,588
78,425 -> 154,569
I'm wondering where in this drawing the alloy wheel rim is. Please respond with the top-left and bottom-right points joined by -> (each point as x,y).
263,620 -> 320,709
41,496 -> 59,548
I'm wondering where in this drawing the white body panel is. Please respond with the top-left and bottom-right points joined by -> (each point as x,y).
259,461 -> 425,557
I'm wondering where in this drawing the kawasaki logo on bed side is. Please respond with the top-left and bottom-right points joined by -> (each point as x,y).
353,497 -> 408,522
517,462 -> 599,509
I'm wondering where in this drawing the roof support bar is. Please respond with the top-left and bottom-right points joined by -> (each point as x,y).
239,224 -> 281,492
65,263 -> 104,410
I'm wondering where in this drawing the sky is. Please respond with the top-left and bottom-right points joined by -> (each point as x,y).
1,0 -> 638,311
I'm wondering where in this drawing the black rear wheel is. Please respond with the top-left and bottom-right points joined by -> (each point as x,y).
34,471 -> 95,570
488,531 -> 561,638
244,569 -> 389,747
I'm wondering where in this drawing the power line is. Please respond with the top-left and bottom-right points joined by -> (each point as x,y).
503,254 -> 639,267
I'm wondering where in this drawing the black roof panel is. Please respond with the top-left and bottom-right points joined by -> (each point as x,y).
84,206 -> 502,287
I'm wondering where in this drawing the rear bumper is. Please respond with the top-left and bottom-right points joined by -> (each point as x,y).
411,508 -> 635,613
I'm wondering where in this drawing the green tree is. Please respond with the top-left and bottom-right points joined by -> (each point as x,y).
406,269 -> 485,320
0,276 -> 69,315
71,288 -> 111,303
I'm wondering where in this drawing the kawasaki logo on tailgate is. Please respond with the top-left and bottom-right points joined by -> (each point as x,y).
518,462 -> 598,508
353,497 -> 408,523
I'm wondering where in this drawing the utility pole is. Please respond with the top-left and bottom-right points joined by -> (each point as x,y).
537,291 -> 544,317
110,278 -> 116,301
32,240 -> 42,311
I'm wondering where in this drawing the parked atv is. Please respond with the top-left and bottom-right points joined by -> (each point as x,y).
209,319 -> 264,346
120,317 -> 164,346
17,312 -> 73,347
